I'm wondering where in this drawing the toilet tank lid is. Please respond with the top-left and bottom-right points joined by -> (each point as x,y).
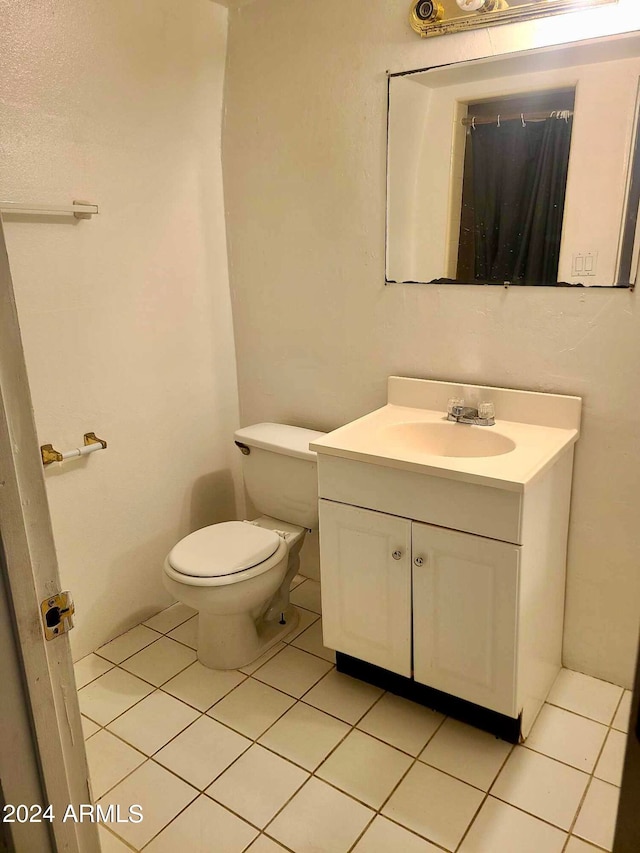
234,423 -> 326,461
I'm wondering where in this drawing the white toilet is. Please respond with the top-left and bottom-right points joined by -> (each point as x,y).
162,423 -> 325,670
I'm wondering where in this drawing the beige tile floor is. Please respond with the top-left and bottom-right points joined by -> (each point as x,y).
76,577 -> 631,853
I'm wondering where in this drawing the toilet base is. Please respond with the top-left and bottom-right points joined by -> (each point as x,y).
197,604 -> 300,670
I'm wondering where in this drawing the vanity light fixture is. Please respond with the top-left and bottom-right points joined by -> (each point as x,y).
409,0 -> 618,38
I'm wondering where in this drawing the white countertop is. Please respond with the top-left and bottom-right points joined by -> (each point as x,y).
310,378 -> 581,492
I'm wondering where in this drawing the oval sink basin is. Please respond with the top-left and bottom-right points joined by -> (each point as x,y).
382,422 -> 516,458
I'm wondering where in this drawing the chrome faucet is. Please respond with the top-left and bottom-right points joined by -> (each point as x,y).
447,399 -> 495,426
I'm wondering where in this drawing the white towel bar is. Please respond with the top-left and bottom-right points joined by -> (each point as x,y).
0,200 -> 98,218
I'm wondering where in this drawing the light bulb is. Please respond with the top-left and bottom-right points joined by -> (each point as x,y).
455,0 -> 488,11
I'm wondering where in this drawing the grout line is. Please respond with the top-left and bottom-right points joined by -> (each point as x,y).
80,613 -> 626,853
99,752 -> 262,850
207,689 -> 295,738
563,702 -> 624,848
519,701 -> 626,786
260,695 -> 374,773
103,699 -> 200,755
73,658 -> 116,690
297,658 -> 385,709
164,614 -> 199,650
91,755 -> 152,806
117,766 -> 199,852
142,604 -> 197,635
521,740 -> 603,777
93,629 -> 164,668
564,775 -> 596,848
205,670 -> 292,715
258,832 -> 298,853
345,714 -> 454,853
150,732 -> 253,791
366,714 -> 446,819
201,786 -> 280,836
83,723 -> 103,743
563,834 -> 610,853
160,669 -> 250,714
460,695 -> 623,849
90,696 -> 583,852
610,688 -> 626,720
99,823 -> 139,851
259,775 -> 346,844
317,708 -> 454,853
137,782 -> 267,852
160,665 -> 391,845
126,650 -> 198,688
80,605 -> 318,849
349,813 -> 451,853
488,707 -> 623,852
238,646 -> 288,677
609,688 -> 631,734
452,748 -> 515,852
545,698 -> 622,728
86,643 -> 450,848
250,651 -> 335,700
471,793 -> 580,847
116,639 -> 198,682
80,653 -> 204,730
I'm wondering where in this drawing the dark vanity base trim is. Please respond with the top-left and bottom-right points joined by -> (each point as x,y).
336,652 -> 522,744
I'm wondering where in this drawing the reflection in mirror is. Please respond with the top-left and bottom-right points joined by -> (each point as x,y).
457,90 -> 575,285
386,33 -> 640,287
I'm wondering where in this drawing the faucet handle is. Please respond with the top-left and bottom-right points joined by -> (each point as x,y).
447,397 -> 464,417
478,401 -> 495,422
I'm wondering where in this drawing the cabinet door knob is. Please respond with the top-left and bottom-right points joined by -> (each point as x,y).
392,550 -> 402,561
414,556 -> 424,567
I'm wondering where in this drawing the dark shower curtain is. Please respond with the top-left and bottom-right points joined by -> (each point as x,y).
469,115 -> 573,285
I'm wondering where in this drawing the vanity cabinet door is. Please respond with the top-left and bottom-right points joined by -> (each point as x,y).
319,499 -> 412,677
412,521 -> 520,717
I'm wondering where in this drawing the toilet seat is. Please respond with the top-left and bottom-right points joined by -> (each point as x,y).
164,521 -> 288,588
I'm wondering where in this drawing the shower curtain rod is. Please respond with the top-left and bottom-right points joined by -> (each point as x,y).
462,110 -> 573,127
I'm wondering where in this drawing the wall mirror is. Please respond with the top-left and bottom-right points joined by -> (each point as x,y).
386,32 -> 640,287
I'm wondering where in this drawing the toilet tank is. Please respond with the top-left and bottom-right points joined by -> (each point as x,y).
234,423 -> 326,529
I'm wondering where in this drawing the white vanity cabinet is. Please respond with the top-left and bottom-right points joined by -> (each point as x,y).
311,377 -> 582,741
320,499 -> 519,718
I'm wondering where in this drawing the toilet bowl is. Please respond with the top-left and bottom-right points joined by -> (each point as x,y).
162,423 -> 325,670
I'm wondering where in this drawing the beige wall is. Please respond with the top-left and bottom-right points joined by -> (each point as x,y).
224,0 -> 640,687
0,0 -> 241,659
